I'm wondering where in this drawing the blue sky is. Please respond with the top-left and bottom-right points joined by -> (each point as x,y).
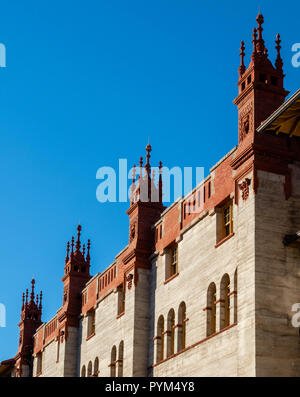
0,0 -> 299,360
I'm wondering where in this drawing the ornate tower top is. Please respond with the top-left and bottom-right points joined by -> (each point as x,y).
234,13 -> 289,145
129,143 -> 163,206
63,224 -> 91,276
20,279 -> 42,322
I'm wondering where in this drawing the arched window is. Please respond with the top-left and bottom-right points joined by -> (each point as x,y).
177,302 -> 186,352
156,315 -> 164,363
220,274 -> 230,330
94,357 -> 99,377
207,282 -> 216,336
81,365 -> 86,377
110,345 -> 116,377
118,341 -> 124,377
167,309 -> 175,357
87,361 -> 92,377
234,268 -> 238,323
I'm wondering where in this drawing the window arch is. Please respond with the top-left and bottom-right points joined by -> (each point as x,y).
110,345 -> 117,377
207,282 -> 216,336
87,361 -> 92,377
220,274 -> 230,330
156,315 -> 164,363
167,309 -> 175,357
177,302 -> 186,352
94,357 -> 99,377
81,365 -> 86,377
118,341 -> 124,377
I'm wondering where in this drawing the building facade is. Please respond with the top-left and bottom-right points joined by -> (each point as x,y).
1,13 -> 300,377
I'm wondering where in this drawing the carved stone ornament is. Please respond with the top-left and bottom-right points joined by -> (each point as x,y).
129,223 -> 136,242
239,178 -> 251,201
126,274 -> 134,290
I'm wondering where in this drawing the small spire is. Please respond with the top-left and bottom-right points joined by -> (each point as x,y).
252,28 -> 258,59
131,164 -> 136,194
65,241 -> 70,264
39,291 -> 42,312
139,157 -> 143,179
36,293 -> 39,306
30,279 -> 35,303
25,289 -> 28,305
275,33 -> 283,71
239,41 -> 246,76
71,236 -> 74,256
132,165 -> 136,185
75,225 -> 82,252
86,239 -> 91,263
256,13 -> 265,54
145,143 -> 152,176
159,161 -> 163,203
22,292 -> 25,311
82,243 -> 86,257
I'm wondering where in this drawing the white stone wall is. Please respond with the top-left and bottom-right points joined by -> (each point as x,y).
150,172 -> 256,376
33,326 -> 78,377
78,276 -> 135,377
255,169 -> 300,376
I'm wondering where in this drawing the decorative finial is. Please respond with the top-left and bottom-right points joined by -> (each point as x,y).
82,243 -> 85,257
39,291 -> 42,311
30,279 -> 35,302
239,41 -> 246,76
159,161 -> 163,203
139,157 -> 143,179
25,289 -> 28,305
145,143 -> 152,176
132,165 -> 136,185
275,33 -> 283,71
22,292 -> 25,310
71,236 -> 74,255
65,241 -> 70,264
256,13 -> 265,54
252,28 -> 258,53
75,225 -> 82,252
86,239 -> 91,263
131,165 -> 137,202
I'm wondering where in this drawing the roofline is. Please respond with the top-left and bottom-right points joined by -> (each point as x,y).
257,89 -> 300,133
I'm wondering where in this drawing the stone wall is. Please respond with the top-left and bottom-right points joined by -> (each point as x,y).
255,168 -> 300,376
150,170 -> 256,376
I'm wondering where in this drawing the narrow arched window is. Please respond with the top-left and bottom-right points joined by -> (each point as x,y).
87,361 -> 92,377
207,283 -> 216,336
94,357 -> 99,377
167,309 -> 175,357
81,365 -> 86,377
156,315 -> 164,363
110,345 -> 117,377
220,274 -> 230,330
177,302 -> 186,352
118,341 -> 124,377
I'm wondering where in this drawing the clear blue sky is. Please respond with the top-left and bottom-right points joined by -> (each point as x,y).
0,0 -> 299,361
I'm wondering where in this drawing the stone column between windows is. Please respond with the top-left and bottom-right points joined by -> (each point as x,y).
153,335 -> 159,363
229,290 -> 237,325
162,330 -> 169,358
215,295 -> 222,333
